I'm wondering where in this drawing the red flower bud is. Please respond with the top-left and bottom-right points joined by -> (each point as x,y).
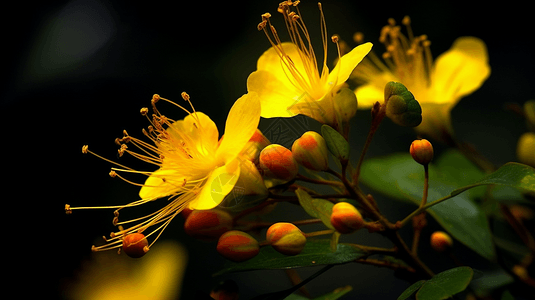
259,144 -> 298,182
410,139 -> 434,165
292,131 -> 329,171
430,231 -> 453,252
241,129 -> 271,162
184,208 -> 233,241
266,222 -> 306,256
330,202 -> 365,234
122,233 -> 149,258
217,230 -> 260,262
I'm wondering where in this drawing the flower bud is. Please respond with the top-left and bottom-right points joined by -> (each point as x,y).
266,222 -> 306,256
122,233 -> 149,258
259,144 -> 298,182
291,131 -> 329,171
517,132 -> 535,167
430,231 -> 453,252
410,139 -> 434,165
240,129 -> 271,163
333,87 -> 358,126
384,81 -> 422,127
220,160 -> 269,211
184,208 -> 233,241
210,280 -> 239,300
330,202 -> 365,234
217,230 -> 260,262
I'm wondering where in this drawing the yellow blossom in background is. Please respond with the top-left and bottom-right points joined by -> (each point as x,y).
67,92 -> 260,253
65,240 -> 187,300
247,1 -> 372,130
352,17 -> 490,143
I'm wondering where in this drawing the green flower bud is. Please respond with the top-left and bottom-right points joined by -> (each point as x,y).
384,81 -> 422,127
333,88 -> 358,133
266,222 -> 307,256
292,131 -> 329,171
184,208 -> 233,241
217,230 -> 260,262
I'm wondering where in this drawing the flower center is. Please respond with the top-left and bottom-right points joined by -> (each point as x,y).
353,16 -> 433,97
258,1 -> 331,100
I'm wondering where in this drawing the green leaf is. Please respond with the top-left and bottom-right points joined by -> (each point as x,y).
451,162 -> 535,196
416,267 -> 473,300
360,151 -> 496,260
296,188 -> 335,229
214,239 -> 367,276
397,280 -> 426,300
321,124 -> 349,162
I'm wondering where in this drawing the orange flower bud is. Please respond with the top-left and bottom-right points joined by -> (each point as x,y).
430,231 -> 453,252
266,222 -> 306,256
240,129 -> 271,162
330,202 -> 365,234
259,144 -> 298,182
122,233 -> 149,258
291,131 -> 329,171
184,208 -> 233,241
410,139 -> 434,165
217,230 -> 260,262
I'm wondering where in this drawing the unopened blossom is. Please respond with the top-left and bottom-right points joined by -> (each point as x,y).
352,17 -> 490,143
247,1 -> 372,130
66,92 -> 260,253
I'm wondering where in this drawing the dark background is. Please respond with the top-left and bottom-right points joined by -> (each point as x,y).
3,0 -> 533,299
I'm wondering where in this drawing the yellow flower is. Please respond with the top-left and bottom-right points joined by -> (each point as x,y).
247,1 -> 372,129
352,17 -> 490,142
66,92 -> 260,252
65,240 -> 187,300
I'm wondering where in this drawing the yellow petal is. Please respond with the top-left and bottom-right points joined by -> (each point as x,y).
189,160 -> 240,210
431,37 -> 490,105
139,169 -> 185,200
354,71 -> 398,109
247,70 -> 301,118
216,93 -> 261,162
328,42 -> 373,87
256,42 -> 307,88
166,112 -> 219,156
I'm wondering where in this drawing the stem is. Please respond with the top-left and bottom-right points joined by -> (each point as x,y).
353,103 -> 386,184
355,258 -> 416,273
411,164 -> 429,254
304,229 -> 335,238
398,192 -> 458,228
295,174 -> 344,188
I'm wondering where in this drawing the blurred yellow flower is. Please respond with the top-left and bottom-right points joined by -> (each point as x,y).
67,92 -> 260,252
352,17 -> 490,142
517,132 -> 535,167
65,240 -> 187,300
247,1 -> 372,128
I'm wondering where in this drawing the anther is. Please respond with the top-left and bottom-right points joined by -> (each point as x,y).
91,245 -> 98,252
140,107 -> 149,116
388,18 -> 396,26
113,216 -> 119,226
402,16 -> 411,26
331,35 -> 339,43
152,94 -> 160,103
65,204 -> 72,215
82,145 -> 89,154
353,32 -> 364,44
261,12 -> 271,20
123,130 -> 129,137
109,170 -> 117,177
181,91 -> 190,101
